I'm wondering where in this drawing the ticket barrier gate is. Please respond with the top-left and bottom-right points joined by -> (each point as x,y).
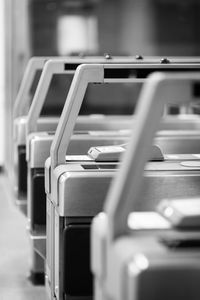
13,57 -> 130,284
17,55 -> 164,212
91,72 -> 200,300
27,56 -> 170,283
28,58 -> 200,262
14,56 -> 200,209
27,56 -> 167,283
13,56 -> 135,210
46,65 -> 200,300
25,56 -> 186,283
27,57 -> 200,262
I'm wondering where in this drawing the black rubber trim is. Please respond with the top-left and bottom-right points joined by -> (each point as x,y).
64,63 -> 80,70
104,68 -> 200,79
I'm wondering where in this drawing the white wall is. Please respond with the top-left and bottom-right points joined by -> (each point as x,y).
0,0 -> 5,167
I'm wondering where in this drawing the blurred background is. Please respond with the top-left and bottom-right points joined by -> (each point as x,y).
2,0 -> 200,172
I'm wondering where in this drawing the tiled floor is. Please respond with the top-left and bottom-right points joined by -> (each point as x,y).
0,174 -> 46,299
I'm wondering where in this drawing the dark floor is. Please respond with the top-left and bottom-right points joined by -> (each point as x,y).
0,174 -> 46,299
